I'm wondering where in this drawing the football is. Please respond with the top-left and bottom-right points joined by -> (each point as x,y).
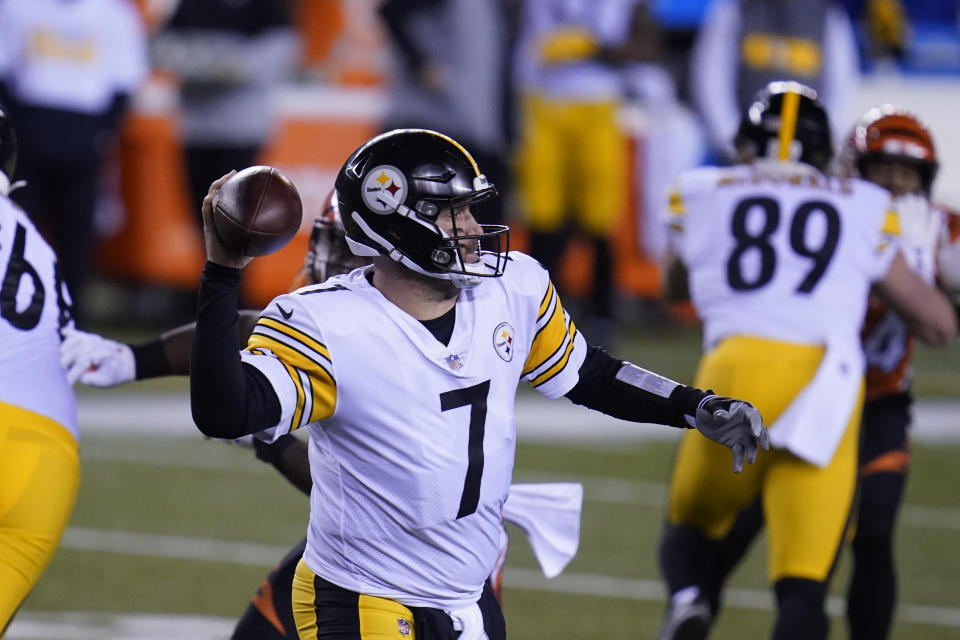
212,165 -> 303,257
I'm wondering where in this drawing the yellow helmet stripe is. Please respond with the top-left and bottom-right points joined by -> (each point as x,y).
777,89 -> 802,161
427,130 -> 481,176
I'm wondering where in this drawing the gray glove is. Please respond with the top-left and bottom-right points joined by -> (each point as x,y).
695,395 -> 769,473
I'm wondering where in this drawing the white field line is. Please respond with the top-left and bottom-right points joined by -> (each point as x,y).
75,392 -> 960,444
38,528 -> 960,631
5,612 -> 235,640
521,472 -> 960,532
73,442 -> 960,535
504,568 -> 960,629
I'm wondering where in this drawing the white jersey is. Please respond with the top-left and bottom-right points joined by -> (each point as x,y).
667,161 -> 900,465
0,0 -> 147,114
515,0 -> 639,100
0,195 -> 77,438
667,161 -> 899,350
240,251 -> 587,609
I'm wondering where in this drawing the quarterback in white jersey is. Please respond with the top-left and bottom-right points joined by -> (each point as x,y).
0,106 -> 80,634
190,129 -> 768,639
59,192 -> 584,639
654,83 -> 955,640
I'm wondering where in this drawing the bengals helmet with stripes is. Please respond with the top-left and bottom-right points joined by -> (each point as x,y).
734,81 -> 833,172
849,105 -> 938,194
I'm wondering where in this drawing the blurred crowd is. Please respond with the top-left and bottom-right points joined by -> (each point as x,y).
1,0 -> 958,331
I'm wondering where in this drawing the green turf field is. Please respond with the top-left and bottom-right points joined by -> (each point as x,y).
19,433 -> 960,639
16,324 -> 960,638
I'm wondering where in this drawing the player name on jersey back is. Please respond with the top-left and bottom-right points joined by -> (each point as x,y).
668,161 -> 899,349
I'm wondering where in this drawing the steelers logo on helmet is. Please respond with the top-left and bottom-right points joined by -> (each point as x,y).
361,165 -> 408,214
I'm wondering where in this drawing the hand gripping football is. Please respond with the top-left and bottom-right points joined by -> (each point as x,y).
212,166 -> 303,257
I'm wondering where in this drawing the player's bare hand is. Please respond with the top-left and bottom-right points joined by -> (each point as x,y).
694,396 -> 769,473
201,171 -> 253,269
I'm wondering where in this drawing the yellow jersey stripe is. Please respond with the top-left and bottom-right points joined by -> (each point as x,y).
307,375 -> 337,423
247,334 -> 334,381
882,209 -> 901,235
257,317 -> 330,361
283,363 -> 306,431
523,295 -> 570,376
531,320 -> 578,387
777,89 -> 801,161
537,281 -> 554,322
247,334 -> 338,422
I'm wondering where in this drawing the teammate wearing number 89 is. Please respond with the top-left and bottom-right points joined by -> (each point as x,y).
191,128 -> 768,639
654,82 -> 956,640
0,105 -> 78,634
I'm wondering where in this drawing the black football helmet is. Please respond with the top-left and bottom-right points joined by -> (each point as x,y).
734,81 -> 833,171
305,190 -> 372,283
335,129 -> 509,287
0,103 -> 17,194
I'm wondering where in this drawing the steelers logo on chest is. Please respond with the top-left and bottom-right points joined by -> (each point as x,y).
493,322 -> 515,362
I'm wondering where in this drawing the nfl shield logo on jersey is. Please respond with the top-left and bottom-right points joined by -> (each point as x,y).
446,353 -> 464,369
493,322 -> 515,362
397,617 -> 412,636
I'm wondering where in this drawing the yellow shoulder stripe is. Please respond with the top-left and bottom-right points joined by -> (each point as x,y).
257,317 -> 331,361
247,334 -> 337,425
530,320 -> 578,387
283,362 -> 306,431
523,294 -> 569,376
537,281 -> 554,321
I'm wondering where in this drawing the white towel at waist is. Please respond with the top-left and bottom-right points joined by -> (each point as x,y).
447,602 -> 487,640
501,482 -> 583,578
768,335 -> 864,467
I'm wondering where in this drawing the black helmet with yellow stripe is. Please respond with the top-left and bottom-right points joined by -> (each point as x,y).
734,81 -> 833,172
335,128 -> 509,288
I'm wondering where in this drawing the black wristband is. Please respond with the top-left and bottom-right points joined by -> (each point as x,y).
131,338 -> 170,380
670,385 -> 710,429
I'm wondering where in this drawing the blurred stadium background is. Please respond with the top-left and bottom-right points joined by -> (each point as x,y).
6,0 -> 960,638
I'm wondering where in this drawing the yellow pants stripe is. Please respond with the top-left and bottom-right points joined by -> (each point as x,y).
292,558 -> 417,639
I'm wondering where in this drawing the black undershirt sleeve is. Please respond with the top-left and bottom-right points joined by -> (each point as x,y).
190,261 -> 282,438
564,345 -> 707,429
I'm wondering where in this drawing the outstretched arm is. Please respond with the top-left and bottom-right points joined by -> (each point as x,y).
565,346 -> 768,473
61,309 -> 262,386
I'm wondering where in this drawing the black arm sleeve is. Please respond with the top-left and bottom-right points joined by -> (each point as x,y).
190,262 -> 281,438
564,345 -> 707,429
